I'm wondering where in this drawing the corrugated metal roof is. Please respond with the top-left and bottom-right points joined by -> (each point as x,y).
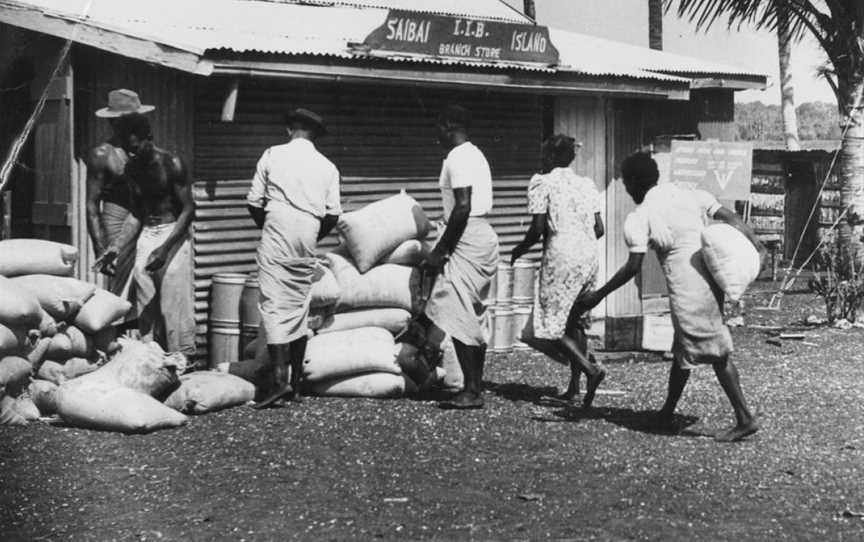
0,0 -> 763,84
552,27 -> 765,80
256,0 -> 531,22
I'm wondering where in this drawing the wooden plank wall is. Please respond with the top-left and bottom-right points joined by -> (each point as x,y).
73,44 -> 197,176
553,95 -> 608,319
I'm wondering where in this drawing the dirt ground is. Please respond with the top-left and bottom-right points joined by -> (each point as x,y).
2,282 -> 864,541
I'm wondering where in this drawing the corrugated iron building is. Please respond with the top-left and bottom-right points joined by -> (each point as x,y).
0,0 -> 766,354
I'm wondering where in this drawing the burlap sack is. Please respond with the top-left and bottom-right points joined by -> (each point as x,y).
335,191 -> 430,272
0,239 -> 77,277
303,327 -> 399,382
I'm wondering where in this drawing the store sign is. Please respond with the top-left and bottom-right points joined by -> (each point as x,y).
362,10 -> 560,66
669,140 -> 753,200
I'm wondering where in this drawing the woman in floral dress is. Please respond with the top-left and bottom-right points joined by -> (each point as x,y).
510,135 -> 607,406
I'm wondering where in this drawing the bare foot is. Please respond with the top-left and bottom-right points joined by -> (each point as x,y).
556,385 -> 579,402
650,410 -> 679,432
582,368 -> 606,408
714,421 -> 759,442
439,391 -> 484,410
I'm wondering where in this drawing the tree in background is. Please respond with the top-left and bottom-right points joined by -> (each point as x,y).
667,0 -> 864,267
776,0 -> 800,150
649,0 -> 664,50
523,0 -> 535,20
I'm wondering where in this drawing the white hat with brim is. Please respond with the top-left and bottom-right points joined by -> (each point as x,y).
95,89 -> 155,118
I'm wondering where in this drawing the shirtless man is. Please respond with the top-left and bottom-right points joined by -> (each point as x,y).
85,89 -> 154,296
96,113 -> 196,356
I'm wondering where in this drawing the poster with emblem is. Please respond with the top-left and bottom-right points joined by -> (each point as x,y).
669,140 -> 753,200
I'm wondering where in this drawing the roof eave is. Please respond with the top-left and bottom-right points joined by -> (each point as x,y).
0,1 -> 213,75
210,57 -> 691,99
651,70 -> 768,91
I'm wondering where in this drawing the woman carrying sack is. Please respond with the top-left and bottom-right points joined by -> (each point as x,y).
510,135 -> 607,407
574,152 -> 765,442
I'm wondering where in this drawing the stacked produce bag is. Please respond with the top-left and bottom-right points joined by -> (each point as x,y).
228,191 -> 465,399
0,239 -> 254,431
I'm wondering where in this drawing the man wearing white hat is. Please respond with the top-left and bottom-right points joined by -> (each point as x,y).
86,89 -> 155,297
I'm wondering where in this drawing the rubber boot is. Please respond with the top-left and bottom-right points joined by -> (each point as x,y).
287,336 -> 308,403
252,343 -> 292,409
439,340 -> 484,410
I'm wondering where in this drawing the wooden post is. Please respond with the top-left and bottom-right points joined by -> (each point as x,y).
1,191 -> 11,239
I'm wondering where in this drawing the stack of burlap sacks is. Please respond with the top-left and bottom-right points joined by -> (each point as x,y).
0,239 -> 257,432
229,191 -> 464,399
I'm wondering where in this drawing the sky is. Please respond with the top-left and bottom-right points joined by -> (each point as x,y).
500,0 -> 836,106
662,13 -> 835,105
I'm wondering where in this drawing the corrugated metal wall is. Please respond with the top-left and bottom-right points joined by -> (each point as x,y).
71,44 -> 199,289
73,44 -> 197,171
192,77 -> 544,358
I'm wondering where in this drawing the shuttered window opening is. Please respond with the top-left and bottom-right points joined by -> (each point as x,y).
193,78 -> 544,359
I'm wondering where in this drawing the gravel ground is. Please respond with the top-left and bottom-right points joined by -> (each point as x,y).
2,283 -> 863,541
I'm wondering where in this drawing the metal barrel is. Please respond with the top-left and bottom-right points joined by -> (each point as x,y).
208,272 -> 247,367
512,259 -> 537,304
239,273 -> 260,357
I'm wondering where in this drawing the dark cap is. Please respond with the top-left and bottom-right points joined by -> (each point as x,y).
286,108 -> 327,136
438,104 -> 471,130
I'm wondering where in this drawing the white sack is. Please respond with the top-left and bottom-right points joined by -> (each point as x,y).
164,371 -> 255,414
29,379 -> 59,415
701,224 -> 761,302
0,325 -> 27,358
13,396 -> 40,421
11,275 -> 97,320
310,264 -> 341,308
0,395 -> 27,425
310,372 -> 416,399
56,381 -> 187,433
71,338 -> 182,399
315,308 -> 411,335
326,253 -> 417,312
0,355 -> 32,396
0,275 -> 42,328
74,289 -> 132,333
303,327 -> 400,382
0,239 -> 77,277
44,327 -> 93,361
335,191 -> 430,272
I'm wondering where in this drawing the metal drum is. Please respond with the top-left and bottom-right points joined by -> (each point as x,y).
495,263 -> 514,306
239,274 -> 260,358
512,305 -> 533,351
512,259 -> 537,304
491,307 -> 514,353
208,272 -> 247,367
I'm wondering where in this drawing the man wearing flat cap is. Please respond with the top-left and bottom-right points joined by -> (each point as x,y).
421,104 -> 499,410
86,89 -> 155,298
246,108 -> 342,408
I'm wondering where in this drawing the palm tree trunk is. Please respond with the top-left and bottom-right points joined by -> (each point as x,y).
523,0 -> 536,20
649,0 -> 663,50
776,0 -> 800,151
837,80 -> 864,278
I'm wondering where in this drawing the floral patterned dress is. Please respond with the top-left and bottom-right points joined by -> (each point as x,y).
527,167 -> 601,339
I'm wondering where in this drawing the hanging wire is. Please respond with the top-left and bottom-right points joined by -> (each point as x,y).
768,86 -> 864,303
0,0 -> 95,194
780,86 -> 864,280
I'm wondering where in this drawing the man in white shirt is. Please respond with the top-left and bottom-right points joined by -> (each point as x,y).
422,105 -> 499,409
246,108 -> 342,408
